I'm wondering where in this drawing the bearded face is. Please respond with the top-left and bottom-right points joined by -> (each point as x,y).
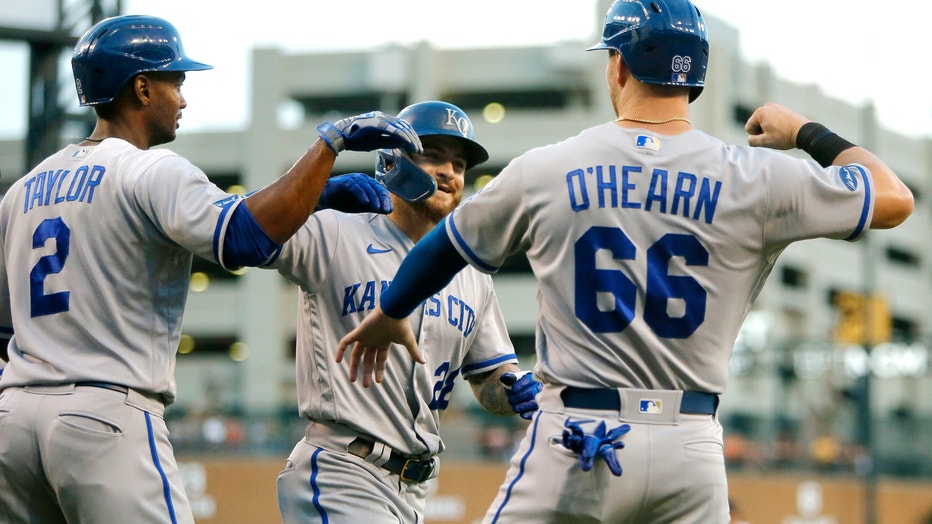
398,135 -> 467,222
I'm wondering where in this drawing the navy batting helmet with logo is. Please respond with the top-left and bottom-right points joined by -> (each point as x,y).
71,15 -> 212,106
376,101 -> 489,202
588,0 -> 709,102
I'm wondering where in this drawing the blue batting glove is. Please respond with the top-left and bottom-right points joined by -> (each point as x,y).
317,111 -> 422,155
562,419 -> 630,477
500,370 -> 542,420
315,173 -> 393,214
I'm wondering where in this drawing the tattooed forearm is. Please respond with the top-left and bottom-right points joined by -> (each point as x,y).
468,365 -> 519,417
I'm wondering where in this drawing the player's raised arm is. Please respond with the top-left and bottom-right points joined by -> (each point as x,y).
745,102 -> 913,229
243,112 -> 421,243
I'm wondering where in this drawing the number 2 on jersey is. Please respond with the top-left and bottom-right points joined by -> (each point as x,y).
575,226 -> 708,338
31,217 -> 71,317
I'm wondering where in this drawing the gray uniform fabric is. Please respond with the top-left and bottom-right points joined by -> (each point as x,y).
442,122 -> 873,523
0,138 -> 240,523
270,210 -> 517,523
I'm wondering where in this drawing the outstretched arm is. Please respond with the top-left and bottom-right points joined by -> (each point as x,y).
745,103 -> 913,229
245,112 -> 421,243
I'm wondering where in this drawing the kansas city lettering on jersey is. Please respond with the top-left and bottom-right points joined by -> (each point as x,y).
342,281 -> 476,338
425,293 -> 477,338
565,165 -> 721,224
22,165 -> 105,214
342,280 -> 390,316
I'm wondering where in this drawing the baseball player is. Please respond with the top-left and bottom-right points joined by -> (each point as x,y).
269,101 -> 540,524
0,15 -> 422,524
337,1 -> 914,523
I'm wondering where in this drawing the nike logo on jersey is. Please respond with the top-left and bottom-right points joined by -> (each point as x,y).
366,244 -> 393,254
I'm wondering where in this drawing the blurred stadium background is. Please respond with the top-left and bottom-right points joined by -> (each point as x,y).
2,1 -> 932,522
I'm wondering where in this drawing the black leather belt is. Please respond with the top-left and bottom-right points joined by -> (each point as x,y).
561,387 -> 718,415
347,437 -> 436,484
75,381 -> 130,394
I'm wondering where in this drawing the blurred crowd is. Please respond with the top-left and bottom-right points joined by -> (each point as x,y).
166,402 -> 931,480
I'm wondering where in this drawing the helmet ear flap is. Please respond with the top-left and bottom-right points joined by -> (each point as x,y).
375,150 -> 437,203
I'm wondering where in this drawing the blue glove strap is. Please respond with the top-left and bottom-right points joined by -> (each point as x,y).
317,122 -> 344,154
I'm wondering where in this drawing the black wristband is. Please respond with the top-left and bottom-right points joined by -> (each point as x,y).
795,122 -> 857,168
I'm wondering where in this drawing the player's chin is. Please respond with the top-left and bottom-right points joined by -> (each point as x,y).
434,192 -> 460,213
417,198 -> 456,223
152,127 -> 178,147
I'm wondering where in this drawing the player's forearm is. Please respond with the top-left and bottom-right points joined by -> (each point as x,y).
794,119 -> 914,229
833,147 -> 914,229
243,141 -> 334,243
469,364 -> 520,417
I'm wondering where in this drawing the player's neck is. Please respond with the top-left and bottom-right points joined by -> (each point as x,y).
388,205 -> 441,243
82,121 -> 146,149
614,91 -> 690,129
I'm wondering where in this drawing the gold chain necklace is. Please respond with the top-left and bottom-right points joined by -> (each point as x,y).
616,116 -> 692,126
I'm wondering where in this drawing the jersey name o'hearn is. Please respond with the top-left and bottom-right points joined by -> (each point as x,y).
566,164 -> 722,224
22,165 -> 105,213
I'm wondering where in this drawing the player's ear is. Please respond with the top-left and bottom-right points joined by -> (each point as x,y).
614,53 -> 630,87
133,74 -> 152,106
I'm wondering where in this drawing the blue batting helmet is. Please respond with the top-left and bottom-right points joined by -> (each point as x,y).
588,0 -> 708,102
376,101 -> 489,202
71,15 -> 212,106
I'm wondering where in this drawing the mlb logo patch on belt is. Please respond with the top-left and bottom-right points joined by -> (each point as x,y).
639,399 -> 663,414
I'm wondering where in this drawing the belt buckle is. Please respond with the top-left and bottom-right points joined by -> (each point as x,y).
399,457 -> 434,484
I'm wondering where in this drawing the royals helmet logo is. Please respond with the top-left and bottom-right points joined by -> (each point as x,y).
445,108 -> 471,137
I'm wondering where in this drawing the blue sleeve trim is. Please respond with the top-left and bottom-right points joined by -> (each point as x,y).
381,219 -> 468,318
844,164 -> 872,241
461,353 -> 519,375
212,201 -> 235,266
222,201 -> 283,267
448,213 -> 499,273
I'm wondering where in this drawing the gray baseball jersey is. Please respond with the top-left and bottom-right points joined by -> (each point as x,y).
0,138 -> 242,524
448,122 -> 871,394
0,139 -> 239,402
441,122 -> 872,523
270,209 -> 516,455
270,209 -> 516,523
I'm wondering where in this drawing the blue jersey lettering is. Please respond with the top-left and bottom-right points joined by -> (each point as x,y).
342,283 -> 361,315
22,165 -> 105,214
566,164 -> 721,223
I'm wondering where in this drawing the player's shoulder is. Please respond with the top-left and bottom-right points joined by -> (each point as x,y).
75,140 -> 197,180
305,209 -> 387,241
454,263 -> 497,294
313,208 -> 382,227
142,145 -> 198,171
